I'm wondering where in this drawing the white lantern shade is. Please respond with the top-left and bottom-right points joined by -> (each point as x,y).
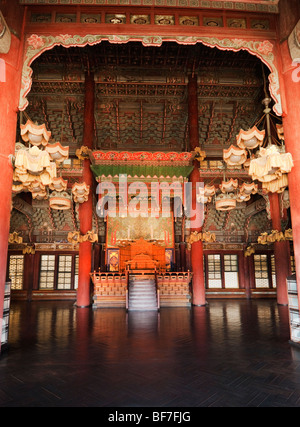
236,126 -> 265,150
20,120 -> 51,147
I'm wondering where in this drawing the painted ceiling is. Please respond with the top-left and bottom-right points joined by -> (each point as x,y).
23,41 -> 268,157
10,40 -> 274,245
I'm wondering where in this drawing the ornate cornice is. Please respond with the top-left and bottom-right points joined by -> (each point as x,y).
19,0 -> 279,13
91,150 -> 193,164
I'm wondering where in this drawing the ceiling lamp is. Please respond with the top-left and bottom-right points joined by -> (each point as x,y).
49,191 -> 72,210
29,180 -> 48,200
45,141 -> 69,164
72,182 -> 90,203
29,180 -> 45,193
13,145 -> 57,187
261,173 -> 289,194
215,193 -> 236,211
236,126 -> 265,150
223,145 -> 247,166
197,185 -> 216,204
236,193 -> 251,203
219,178 -> 238,193
236,181 -> 258,203
20,119 -> 51,147
248,145 -> 293,191
239,182 -> 258,195
49,177 -> 68,192
204,185 -> 216,198
32,190 -> 48,200
12,181 -> 25,195
239,96 -> 293,193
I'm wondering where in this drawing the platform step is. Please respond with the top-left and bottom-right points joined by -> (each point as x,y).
128,278 -> 158,311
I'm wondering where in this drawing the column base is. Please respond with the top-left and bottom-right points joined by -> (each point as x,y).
192,302 -> 208,307
74,302 -> 92,308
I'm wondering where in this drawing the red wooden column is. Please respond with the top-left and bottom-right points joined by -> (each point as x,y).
278,38 -> 300,307
188,74 -> 206,306
268,192 -> 291,305
0,32 -> 23,352
76,71 -> 95,307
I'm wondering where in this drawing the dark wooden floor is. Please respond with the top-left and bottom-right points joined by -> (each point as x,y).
1,299 -> 300,407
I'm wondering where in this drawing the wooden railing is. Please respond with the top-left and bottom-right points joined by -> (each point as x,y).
90,270 -> 192,308
125,269 -> 129,310
156,271 -> 192,307
90,271 -> 128,308
154,270 -> 160,310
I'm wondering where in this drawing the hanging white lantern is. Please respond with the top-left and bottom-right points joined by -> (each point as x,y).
45,141 -> 69,163
197,185 -> 216,204
13,145 -> 56,187
236,193 -> 251,203
29,180 -> 48,200
219,178 -> 238,193
49,191 -> 72,210
239,182 -> 258,195
223,145 -> 247,166
249,145 -> 293,185
49,177 -> 68,192
72,182 -> 90,203
20,120 -> 51,147
236,181 -> 258,203
215,193 -> 237,211
236,126 -> 265,150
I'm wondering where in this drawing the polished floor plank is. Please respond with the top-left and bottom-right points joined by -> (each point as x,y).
1,299 -> 300,407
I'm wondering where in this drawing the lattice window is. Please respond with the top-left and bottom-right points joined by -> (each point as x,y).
9,255 -> 24,290
39,255 -> 55,289
224,254 -> 239,288
57,255 -> 72,290
254,254 -> 269,288
207,254 -> 222,288
271,254 -> 277,288
74,255 -> 79,289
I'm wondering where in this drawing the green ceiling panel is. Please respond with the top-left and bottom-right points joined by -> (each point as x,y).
90,164 -> 194,179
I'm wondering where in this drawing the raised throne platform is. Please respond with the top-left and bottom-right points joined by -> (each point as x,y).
91,271 -> 192,309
